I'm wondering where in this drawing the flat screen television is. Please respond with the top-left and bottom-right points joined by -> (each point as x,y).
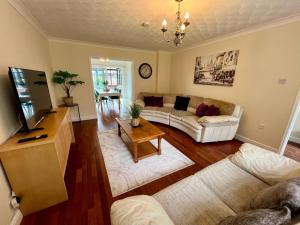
8,67 -> 53,132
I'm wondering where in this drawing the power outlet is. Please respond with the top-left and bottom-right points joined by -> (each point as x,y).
258,123 -> 265,130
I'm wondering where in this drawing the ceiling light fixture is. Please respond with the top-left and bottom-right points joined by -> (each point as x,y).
161,0 -> 190,47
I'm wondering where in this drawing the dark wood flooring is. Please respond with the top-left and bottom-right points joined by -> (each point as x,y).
20,105 -> 300,225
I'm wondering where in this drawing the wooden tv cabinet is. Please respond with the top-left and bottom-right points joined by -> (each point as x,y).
0,107 -> 75,215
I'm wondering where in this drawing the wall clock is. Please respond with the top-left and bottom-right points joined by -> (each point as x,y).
139,63 -> 152,79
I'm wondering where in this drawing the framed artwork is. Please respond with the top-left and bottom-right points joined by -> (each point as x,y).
194,50 -> 240,86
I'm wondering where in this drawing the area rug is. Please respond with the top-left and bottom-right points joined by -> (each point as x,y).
98,130 -> 194,197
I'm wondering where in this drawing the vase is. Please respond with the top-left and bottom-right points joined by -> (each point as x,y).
131,118 -> 140,127
63,97 -> 73,106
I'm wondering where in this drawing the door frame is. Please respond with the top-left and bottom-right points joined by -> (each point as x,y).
278,87 -> 300,155
88,57 -> 134,115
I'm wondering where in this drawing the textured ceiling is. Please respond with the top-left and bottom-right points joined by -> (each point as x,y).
9,0 -> 300,51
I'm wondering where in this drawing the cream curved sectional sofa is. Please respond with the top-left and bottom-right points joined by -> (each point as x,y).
135,92 -> 243,143
111,143 -> 300,225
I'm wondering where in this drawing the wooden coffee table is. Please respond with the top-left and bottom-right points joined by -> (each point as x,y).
116,117 -> 165,163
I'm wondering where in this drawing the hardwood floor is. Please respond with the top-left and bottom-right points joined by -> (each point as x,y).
285,141 -> 300,161
20,105 -> 299,225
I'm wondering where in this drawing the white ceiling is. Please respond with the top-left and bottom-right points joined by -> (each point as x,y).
9,0 -> 300,51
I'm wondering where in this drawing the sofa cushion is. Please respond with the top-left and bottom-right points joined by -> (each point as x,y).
163,94 -> 176,105
198,115 -> 239,123
199,158 -> 269,213
174,96 -> 190,111
142,106 -> 173,115
170,110 -> 193,121
154,170 -> 236,225
188,96 -> 204,109
250,178 -> 300,213
152,96 -> 163,107
135,99 -> 145,108
182,116 -> 202,130
182,116 -> 203,130
111,195 -> 175,225
205,105 -> 220,116
196,103 -> 208,117
204,98 -> 235,116
230,143 -> 300,185
218,207 -> 291,225
144,96 -> 154,106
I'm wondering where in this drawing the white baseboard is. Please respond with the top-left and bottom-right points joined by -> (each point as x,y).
289,136 -> 300,144
10,210 -> 23,225
235,134 -> 277,152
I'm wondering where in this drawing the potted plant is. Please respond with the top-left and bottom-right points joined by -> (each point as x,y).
129,104 -> 142,127
52,70 -> 85,106
102,80 -> 109,91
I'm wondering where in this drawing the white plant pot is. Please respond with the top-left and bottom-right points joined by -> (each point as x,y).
131,118 -> 140,127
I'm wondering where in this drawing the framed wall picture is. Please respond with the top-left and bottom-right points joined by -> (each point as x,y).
194,50 -> 240,86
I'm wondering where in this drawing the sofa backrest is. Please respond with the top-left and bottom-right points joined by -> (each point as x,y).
137,92 -> 236,116
203,98 -> 235,116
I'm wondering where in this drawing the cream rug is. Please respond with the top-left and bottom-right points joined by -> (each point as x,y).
98,130 -> 194,197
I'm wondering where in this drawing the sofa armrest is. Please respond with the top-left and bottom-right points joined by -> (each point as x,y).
230,143 -> 300,185
135,99 -> 145,108
111,195 -> 175,225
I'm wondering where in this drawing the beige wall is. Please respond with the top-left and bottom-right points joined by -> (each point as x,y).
0,1 -> 55,224
156,51 -> 172,93
48,40 -> 171,119
170,21 -> 300,150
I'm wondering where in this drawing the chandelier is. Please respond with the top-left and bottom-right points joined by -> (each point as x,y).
161,0 -> 190,47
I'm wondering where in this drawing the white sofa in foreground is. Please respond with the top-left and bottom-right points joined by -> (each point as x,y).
111,143 -> 300,225
135,92 -> 243,143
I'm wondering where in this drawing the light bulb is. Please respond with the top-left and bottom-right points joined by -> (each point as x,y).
185,12 -> 190,20
162,19 -> 167,27
180,24 -> 186,33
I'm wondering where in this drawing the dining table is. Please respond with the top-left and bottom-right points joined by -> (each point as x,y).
96,89 -> 121,111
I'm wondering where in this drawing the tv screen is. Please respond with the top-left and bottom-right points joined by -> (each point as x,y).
9,67 -> 53,132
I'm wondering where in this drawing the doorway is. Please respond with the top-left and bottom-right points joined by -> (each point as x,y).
279,87 -> 300,161
90,58 -> 132,130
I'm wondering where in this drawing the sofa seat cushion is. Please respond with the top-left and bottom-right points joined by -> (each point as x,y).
182,116 -> 203,130
142,106 -> 173,115
170,110 -> 194,121
198,115 -> 239,123
230,143 -> 300,185
111,195 -> 175,225
198,158 -> 269,213
153,170 -> 236,225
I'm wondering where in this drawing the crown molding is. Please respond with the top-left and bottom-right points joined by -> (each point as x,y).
47,37 -> 167,54
8,0 -> 47,38
174,13 -> 300,53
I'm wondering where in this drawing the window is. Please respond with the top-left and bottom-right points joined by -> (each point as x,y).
92,68 -> 121,90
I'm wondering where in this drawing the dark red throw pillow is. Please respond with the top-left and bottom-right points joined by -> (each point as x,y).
144,96 -> 153,106
152,97 -> 163,107
204,105 -> 220,116
196,103 -> 208,117
144,96 -> 163,107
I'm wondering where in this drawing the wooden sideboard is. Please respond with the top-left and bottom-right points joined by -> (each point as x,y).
0,107 -> 75,215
